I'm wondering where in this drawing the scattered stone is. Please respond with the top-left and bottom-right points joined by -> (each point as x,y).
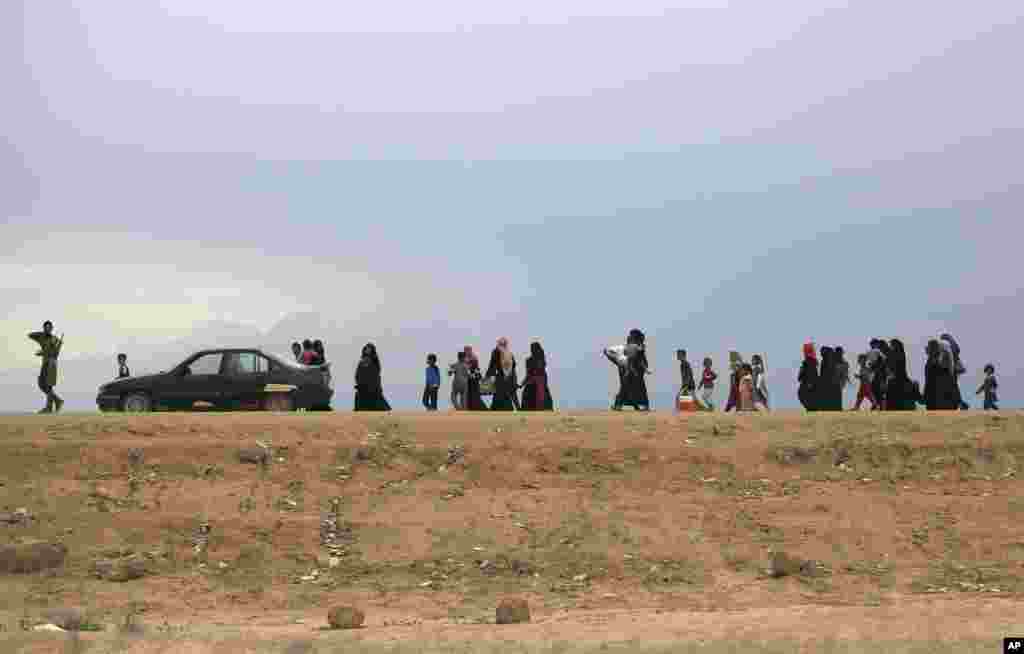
284,641 -> 313,654
353,448 -> 372,462
33,623 -> 66,633
0,508 -> 32,525
496,598 -> 530,625
92,554 -> 148,582
767,551 -> 827,579
237,448 -> 269,465
446,445 -> 465,465
767,551 -> 803,578
0,542 -> 68,574
127,448 -> 145,467
327,606 -> 365,630
43,608 -> 84,631
479,560 -> 497,576
510,560 -> 533,576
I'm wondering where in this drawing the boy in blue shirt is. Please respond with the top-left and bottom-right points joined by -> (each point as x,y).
423,354 -> 441,411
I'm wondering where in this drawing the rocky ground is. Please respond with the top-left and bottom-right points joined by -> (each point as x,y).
1,410 -> 1022,653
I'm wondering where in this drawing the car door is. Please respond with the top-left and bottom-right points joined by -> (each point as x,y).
221,351 -> 271,410
158,353 -> 225,410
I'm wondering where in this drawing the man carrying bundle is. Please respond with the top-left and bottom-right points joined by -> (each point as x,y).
28,320 -> 63,414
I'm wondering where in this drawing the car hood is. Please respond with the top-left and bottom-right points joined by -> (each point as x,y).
99,373 -> 164,392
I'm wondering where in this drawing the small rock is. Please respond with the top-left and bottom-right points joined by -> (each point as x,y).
43,608 -> 84,631
479,560 -> 497,576
237,448 -> 268,465
93,554 -> 148,582
33,623 -> 66,633
353,448 -> 372,462
327,606 -> 365,630
510,559 -> 533,576
768,551 -> 804,578
496,598 -> 530,625
284,640 -> 313,654
0,542 -> 68,574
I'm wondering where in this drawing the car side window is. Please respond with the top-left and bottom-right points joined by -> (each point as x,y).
224,353 -> 269,376
187,354 -> 222,376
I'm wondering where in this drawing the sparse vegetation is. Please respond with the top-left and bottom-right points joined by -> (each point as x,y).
0,411 -> 1021,647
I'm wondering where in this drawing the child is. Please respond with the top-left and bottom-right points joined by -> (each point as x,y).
677,349 -> 696,396
447,351 -> 468,410
977,364 -> 998,411
697,357 -> 717,411
751,354 -> 769,410
738,363 -> 756,411
852,353 -> 877,410
117,353 -> 131,379
423,354 -> 440,411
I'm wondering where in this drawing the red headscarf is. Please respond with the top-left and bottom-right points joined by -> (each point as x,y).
803,342 -> 817,360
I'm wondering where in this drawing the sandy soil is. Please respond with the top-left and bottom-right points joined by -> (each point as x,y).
1,410 -> 1022,649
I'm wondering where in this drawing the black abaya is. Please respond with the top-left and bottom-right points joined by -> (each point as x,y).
521,355 -> 554,411
486,348 -> 518,411
798,357 -> 819,411
353,357 -> 391,411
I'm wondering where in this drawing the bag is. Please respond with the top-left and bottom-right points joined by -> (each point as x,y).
479,377 -> 495,396
604,345 -> 628,368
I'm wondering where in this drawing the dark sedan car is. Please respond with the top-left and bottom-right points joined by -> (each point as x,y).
97,349 -> 333,412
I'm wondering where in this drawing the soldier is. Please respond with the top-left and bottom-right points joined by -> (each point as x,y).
28,320 -> 63,414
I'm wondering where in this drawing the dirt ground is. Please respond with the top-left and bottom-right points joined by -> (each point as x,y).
1,410 -> 1023,652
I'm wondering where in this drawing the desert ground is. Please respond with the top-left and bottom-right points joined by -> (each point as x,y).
1,410 -> 1023,653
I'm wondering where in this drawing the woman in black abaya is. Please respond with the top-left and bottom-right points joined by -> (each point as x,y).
924,339 -> 957,410
354,343 -> 391,411
613,329 -> 650,411
486,337 -> 519,411
817,346 -> 839,412
884,339 -> 921,411
798,343 -> 819,411
521,342 -> 554,411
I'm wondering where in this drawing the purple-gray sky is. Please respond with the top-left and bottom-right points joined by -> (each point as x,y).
3,1 -> 1021,410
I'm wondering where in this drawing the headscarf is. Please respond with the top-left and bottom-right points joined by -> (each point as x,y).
463,346 -> 478,367
497,337 -> 514,376
529,342 -> 546,368
729,350 -> 743,371
803,343 -> 816,360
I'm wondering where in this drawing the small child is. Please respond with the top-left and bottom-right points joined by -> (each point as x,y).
697,357 -> 717,411
852,353 -> 876,410
117,353 -> 131,379
676,349 -> 696,396
423,354 -> 440,411
447,351 -> 468,410
976,364 -> 998,411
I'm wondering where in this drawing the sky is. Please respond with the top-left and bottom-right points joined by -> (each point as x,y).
2,0 -> 1022,411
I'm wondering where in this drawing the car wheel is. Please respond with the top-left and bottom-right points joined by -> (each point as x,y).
122,393 -> 152,413
263,393 -> 294,412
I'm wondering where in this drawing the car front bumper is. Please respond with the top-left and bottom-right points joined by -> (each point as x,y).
97,394 -> 121,411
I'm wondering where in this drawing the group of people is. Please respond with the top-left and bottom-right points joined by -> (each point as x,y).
348,339 -> 555,412
291,339 -> 327,366
798,334 -> 999,412
670,348 -> 769,413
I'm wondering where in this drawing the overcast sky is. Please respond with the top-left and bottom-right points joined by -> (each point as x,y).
3,1 -> 1021,409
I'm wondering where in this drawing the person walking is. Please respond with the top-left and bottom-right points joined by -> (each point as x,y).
423,354 -> 441,411
354,343 -> 391,411
448,351 -> 469,410
520,341 -> 554,411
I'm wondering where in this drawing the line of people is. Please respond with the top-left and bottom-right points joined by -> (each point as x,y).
350,339 -> 556,412
798,334 -> 999,411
